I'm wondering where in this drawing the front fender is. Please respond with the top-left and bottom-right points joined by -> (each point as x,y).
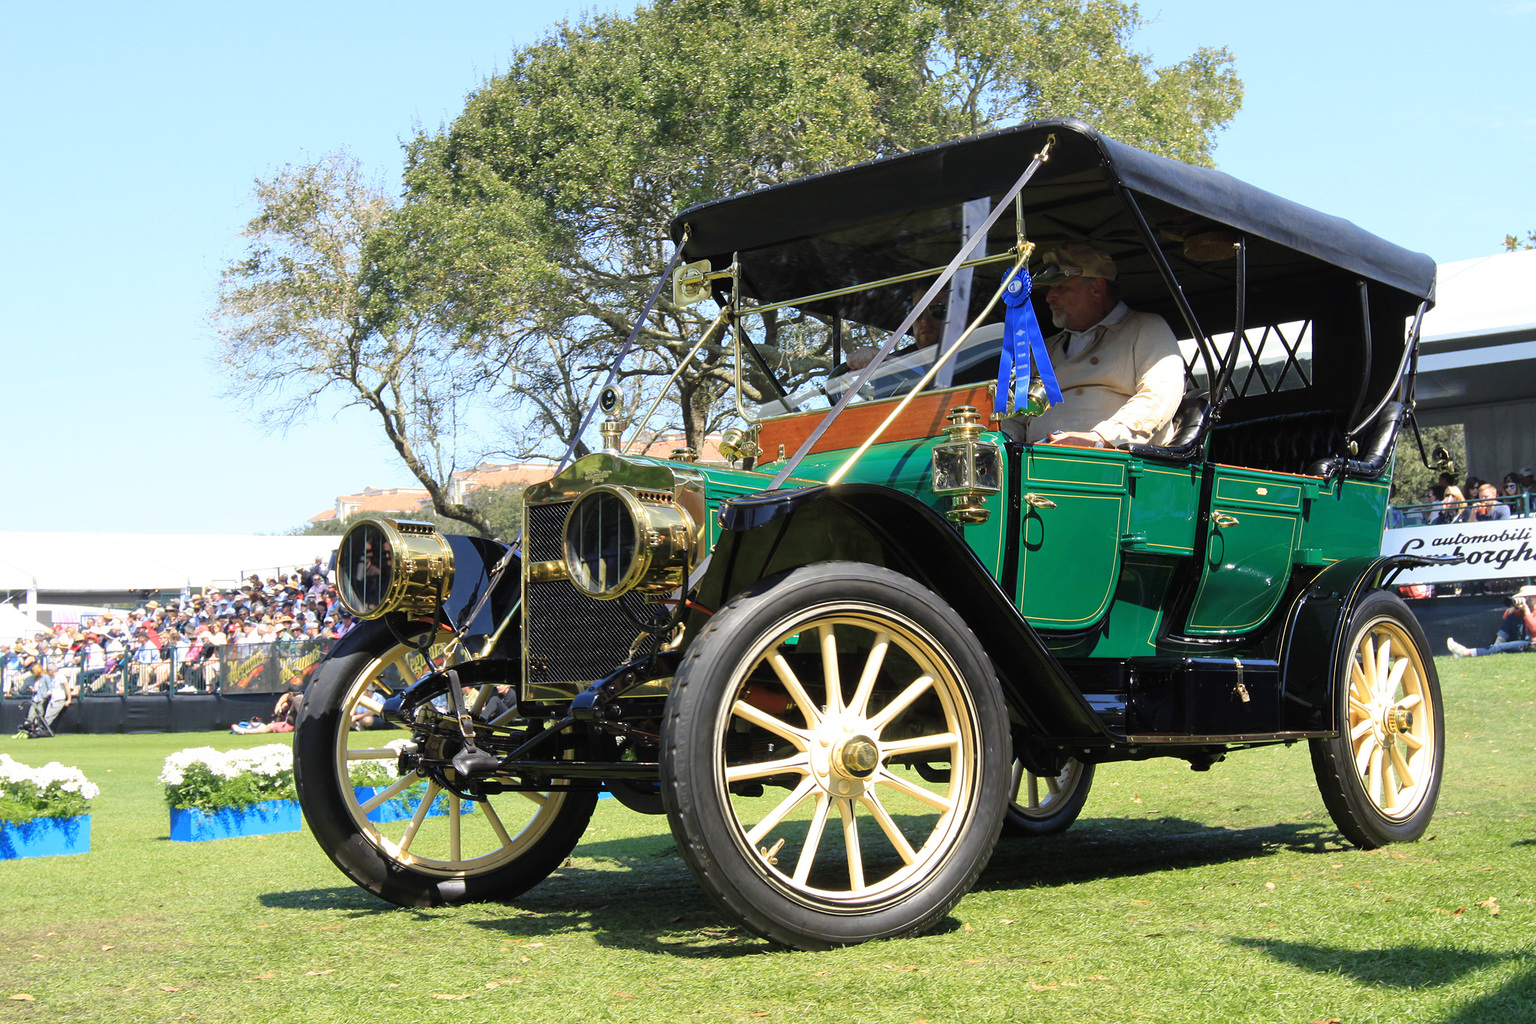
321,534 -> 520,667
698,484 -> 1111,742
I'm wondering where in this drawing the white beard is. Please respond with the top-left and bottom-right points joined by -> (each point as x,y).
1051,308 -> 1068,329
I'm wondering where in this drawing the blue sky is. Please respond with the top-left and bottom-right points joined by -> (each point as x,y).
3,1 -> 1530,535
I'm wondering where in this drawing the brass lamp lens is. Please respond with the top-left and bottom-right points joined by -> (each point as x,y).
336,517 -> 454,619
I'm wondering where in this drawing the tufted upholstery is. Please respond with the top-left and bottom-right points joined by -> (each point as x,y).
1208,409 -> 1347,476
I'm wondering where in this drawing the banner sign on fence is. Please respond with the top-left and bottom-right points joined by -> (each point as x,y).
1382,519 -> 1536,584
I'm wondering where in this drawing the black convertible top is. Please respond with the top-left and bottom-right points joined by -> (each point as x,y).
669,119 -> 1435,328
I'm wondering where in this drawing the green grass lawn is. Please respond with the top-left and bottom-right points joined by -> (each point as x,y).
1,655 -> 1532,1023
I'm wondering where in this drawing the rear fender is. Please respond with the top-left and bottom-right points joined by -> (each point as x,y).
1277,552 -> 1451,733
697,485 -> 1110,741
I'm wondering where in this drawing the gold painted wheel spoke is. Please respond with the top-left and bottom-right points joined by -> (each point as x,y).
1354,733 -> 1378,778
1397,692 -> 1423,711
745,776 -> 819,848
731,700 -> 810,747
480,799 -> 515,847
1400,731 -> 1425,751
448,794 -> 463,864
726,754 -> 812,784
820,625 -> 843,717
875,767 -> 954,811
793,794 -> 833,885
868,674 -> 935,733
1389,742 -> 1415,790
396,781 -> 441,857
881,732 -> 959,758
859,792 -> 919,865
769,653 -> 822,729
346,747 -> 401,761
1350,660 -> 1371,705
1350,718 -> 1375,741
1368,747 -> 1384,807
357,775 -> 418,814
837,799 -> 865,891
1374,637 -> 1392,698
847,632 -> 890,718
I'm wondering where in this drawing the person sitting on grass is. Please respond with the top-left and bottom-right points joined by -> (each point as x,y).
1447,586 -> 1536,657
231,688 -> 303,734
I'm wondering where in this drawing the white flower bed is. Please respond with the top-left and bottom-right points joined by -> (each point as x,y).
0,753 -> 100,823
160,744 -> 296,812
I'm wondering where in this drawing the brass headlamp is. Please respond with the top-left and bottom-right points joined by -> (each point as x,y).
930,406 -> 1002,525
335,517 -> 455,620
561,485 -> 696,600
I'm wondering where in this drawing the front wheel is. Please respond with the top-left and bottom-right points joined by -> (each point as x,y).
1310,590 -> 1443,848
661,563 -> 1009,950
294,621 -> 596,907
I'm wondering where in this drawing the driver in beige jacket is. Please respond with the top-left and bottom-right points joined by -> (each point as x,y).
1014,242 -> 1185,449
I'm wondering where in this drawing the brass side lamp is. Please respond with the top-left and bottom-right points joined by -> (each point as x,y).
930,406 -> 1002,525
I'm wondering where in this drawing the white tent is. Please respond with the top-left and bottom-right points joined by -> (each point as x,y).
0,533 -> 339,599
1414,249 -> 1536,481
0,604 -> 50,644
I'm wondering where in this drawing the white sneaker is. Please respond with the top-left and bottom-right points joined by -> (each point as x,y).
1446,638 -> 1473,657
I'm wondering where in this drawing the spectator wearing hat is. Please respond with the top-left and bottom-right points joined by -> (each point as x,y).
1016,242 -> 1184,449
1447,585 -> 1536,657
79,632 -> 107,691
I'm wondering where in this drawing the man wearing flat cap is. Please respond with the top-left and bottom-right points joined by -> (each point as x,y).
1019,242 -> 1185,448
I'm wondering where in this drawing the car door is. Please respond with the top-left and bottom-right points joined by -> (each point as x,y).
1182,466 -> 1304,635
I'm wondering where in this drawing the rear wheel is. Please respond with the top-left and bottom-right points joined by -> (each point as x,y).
294,621 -> 595,907
662,563 -> 1009,950
1002,757 -> 1093,837
1310,591 -> 1443,848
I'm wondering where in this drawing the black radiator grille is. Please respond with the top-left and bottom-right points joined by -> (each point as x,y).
523,499 -> 653,697
524,501 -> 567,562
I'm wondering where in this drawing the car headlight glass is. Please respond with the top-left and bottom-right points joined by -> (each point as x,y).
562,486 -> 695,600
336,517 -> 454,619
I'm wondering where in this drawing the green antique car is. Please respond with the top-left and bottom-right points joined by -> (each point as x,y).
294,119 -> 1444,950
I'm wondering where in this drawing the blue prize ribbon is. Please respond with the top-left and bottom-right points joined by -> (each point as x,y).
997,268 -> 1063,415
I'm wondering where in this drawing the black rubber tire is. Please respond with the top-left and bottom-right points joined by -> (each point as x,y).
1001,757 -> 1094,837
294,620 -> 596,907
1309,590 -> 1443,849
661,562 -> 1009,950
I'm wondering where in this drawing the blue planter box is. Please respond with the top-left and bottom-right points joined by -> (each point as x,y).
0,815 -> 91,859
354,786 -> 473,823
169,800 -> 302,842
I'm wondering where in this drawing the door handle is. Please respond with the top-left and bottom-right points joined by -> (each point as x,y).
1211,511 -> 1239,528
1024,493 -> 1058,510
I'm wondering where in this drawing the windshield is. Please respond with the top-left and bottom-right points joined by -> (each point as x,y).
727,195 -> 1016,418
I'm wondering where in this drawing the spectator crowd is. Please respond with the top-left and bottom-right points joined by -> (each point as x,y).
1392,467 -> 1536,527
3,557 -> 357,703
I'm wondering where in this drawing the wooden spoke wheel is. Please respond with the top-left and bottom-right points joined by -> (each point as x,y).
1002,756 -> 1093,837
661,563 -> 1008,949
1310,591 -> 1443,848
294,621 -> 595,907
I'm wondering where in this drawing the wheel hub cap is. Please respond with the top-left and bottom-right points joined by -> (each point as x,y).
836,736 -> 880,779
810,720 -> 882,797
